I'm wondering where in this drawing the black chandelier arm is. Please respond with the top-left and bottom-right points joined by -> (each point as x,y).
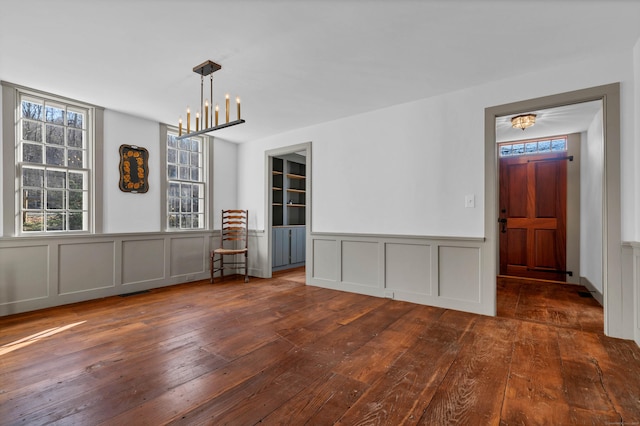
176,119 -> 246,140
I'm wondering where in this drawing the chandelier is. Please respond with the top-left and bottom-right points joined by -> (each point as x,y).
511,113 -> 536,130
177,60 -> 245,140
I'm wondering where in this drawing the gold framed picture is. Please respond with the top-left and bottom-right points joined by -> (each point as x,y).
119,144 -> 149,193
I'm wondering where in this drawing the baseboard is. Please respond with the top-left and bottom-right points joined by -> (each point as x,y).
273,262 -> 305,273
580,276 -> 603,306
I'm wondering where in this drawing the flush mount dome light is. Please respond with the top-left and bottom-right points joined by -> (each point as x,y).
511,113 -> 536,130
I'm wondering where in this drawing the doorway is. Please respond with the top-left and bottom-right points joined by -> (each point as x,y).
499,144 -> 569,282
265,142 -> 312,279
484,83 -> 622,337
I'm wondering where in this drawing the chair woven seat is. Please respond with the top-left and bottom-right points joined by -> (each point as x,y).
214,248 -> 248,255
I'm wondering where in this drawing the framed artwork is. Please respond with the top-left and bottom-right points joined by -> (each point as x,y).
119,144 -> 149,193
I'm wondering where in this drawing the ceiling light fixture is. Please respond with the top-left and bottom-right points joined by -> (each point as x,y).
511,113 -> 536,130
177,60 -> 245,140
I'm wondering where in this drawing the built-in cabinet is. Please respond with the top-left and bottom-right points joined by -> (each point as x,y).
272,226 -> 306,269
272,155 -> 306,270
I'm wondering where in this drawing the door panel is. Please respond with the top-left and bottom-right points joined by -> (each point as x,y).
506,228 -> 527,266
508,164 -> 528,217
535,162 -> 560,217
499,152 -> 567,282
534,229 -> 559,269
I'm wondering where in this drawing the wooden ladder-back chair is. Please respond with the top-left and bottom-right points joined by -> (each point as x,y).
211,209 -> 249,283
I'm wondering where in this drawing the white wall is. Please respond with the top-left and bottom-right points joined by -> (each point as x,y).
238,49 -> 636,241
103,110 -> 161,233
0,86 -> 3,235
212,138 -> 238,230
581,111 -> 604,293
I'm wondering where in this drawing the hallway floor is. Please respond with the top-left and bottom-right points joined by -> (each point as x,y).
497,275 -> 604,333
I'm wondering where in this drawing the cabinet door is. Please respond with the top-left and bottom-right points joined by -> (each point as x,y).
272,228 -> 288,267
290,227 -> 306,264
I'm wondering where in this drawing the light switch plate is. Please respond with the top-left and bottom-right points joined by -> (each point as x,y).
465,195 -> 475,208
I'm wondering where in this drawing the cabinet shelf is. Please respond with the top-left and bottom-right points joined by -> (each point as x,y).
286,173 -> 305,180
272,156 -> 305,229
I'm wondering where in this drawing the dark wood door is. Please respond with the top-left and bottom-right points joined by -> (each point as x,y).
499,152 -> 567,282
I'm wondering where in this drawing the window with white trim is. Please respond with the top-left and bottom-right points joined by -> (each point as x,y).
166,132 -> 206,229
18,92 -> 92,233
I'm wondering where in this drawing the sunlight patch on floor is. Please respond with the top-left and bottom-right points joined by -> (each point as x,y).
0,320 -> 86,356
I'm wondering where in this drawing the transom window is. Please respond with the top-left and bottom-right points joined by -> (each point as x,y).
499,137 -> 567,157
18,93 -> 91,233
166,132 -> 205,229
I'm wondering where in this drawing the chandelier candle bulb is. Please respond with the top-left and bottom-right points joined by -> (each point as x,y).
225,94 -> 230,123
236,97 -> 241,120
179,117 -> 183,136
196,112 -> 200,131
215,104 -> 219,126
204,100 -> 209,128
186,107 -> 191,134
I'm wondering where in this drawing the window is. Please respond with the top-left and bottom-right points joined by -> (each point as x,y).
499,137 -> 567,157
18,92 -> 92,233
166,132 -> 206,229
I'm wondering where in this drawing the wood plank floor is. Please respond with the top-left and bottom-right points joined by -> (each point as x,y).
1,269 -> 639,425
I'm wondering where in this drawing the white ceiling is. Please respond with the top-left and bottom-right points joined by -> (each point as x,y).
1,1 -> 639,143
495,100 -> 603,143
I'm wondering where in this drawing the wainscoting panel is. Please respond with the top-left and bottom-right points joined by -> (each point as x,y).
341,240 -> 378,287
0,244 -> 49,304
59,241 -> 115,295
0,231 -> 216,316
312,238 -> 338,282
385,242 -> 432,297
170,236 -> 207,277
438,245 -> 481,303
122,239 -> 165,285
307,233 -> 487,314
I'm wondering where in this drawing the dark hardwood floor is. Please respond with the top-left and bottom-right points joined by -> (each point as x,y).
497,275 -> 604,333
1,269 -> 639,425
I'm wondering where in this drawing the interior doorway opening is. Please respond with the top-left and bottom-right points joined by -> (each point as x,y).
265,142 -> 311,279
485,84 -> 621,337
495,106 -> 604,330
